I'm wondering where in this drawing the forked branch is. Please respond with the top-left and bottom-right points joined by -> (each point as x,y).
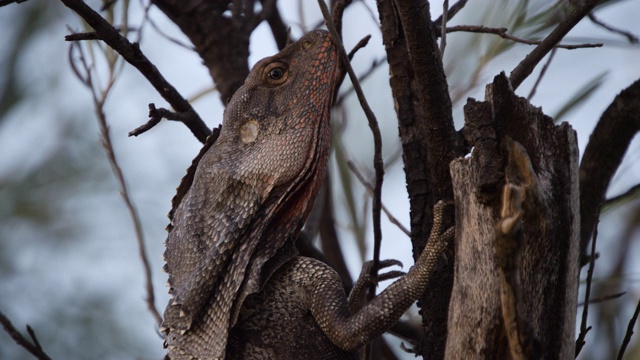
60,0 -> 210,143
0,311 -> 52,360
509,0 -> 600,90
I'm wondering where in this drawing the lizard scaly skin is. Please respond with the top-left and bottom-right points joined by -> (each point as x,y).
162,30 -> 454,360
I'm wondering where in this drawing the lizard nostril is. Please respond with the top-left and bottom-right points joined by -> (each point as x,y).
302,40 -> 312,49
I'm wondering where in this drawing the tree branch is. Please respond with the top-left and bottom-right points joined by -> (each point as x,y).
0,311 -> 52,360
588,13 -> 639,44
579,78 -> 640,264
509,0 -> 600,90
446,25 -> 602,50
347,161 -> 411,237
150,0 -> 251,105
603,183 -> 640,208
433,0 -> 468,25
260,0 -> 291,50
60,0 -> 210,143
616,298 -> 640,360
71,40 -> 164,327
527,48 -> 557,100
393,0 -> 460,196
575,217 -> 600,357
317,0 -> 385,306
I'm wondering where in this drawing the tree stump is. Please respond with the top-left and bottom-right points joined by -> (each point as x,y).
446,73 -> 580,359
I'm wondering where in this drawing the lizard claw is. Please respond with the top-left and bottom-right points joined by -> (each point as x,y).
348,259 -> 405,313
359,259 -> 405,286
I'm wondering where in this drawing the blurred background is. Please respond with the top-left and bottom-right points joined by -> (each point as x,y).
0,0 -> 638,359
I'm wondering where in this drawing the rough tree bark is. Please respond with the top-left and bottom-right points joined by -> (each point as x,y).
377,1 -> 462,357
446,74 -> 580,359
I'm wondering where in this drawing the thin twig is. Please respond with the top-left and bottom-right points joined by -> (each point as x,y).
603,183 -> 640,208
25,325 -> 43,351
446,25 -> 602,50
73,42 -> 163,327
527,47 -> 557,100
616,297 -> 640,360
96,78 -> 164,329
509,0 -> 600,90
128,103 -> 205,137
146,12 -> 194,50
65,27 -> 138,41
434,0 -> 468,25
335,57 -> 386,107
260,0 -> 291,50
578,291 -> 626,307
60,0 -> 210,143
317,0 -> 385,303
575,216 -> 600,357
0,311 -> 52,360
588,13 -> 639,44
440,0 -> 448,55
101,0 -> 117,11
66,31 -> 101,41
347,161 -> 411,237
347,35 -> 371,60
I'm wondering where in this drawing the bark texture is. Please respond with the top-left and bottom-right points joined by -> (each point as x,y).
377,1 -> 462,356
446,73 -> 580,359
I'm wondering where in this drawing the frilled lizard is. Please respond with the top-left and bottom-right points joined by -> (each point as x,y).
161,30 -> 454,360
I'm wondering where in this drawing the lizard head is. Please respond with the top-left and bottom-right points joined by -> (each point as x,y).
209,30 -> 339,194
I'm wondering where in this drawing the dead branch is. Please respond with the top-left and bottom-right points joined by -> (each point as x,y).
616,298 -> 640,360
0,311 -> 52,360
588,13 -> 639,44
446,25 -> 602,50
509,0 -> 600,90
347,161 -> 411,237
317,0 -> 385,305
60,0 -> 210,143
433,0 -> 468,25
579,78 -> 640,264
575,217 -> 600,357
603,183 -> 640,208
71,41 -> 164,328
527,48 -> 557,100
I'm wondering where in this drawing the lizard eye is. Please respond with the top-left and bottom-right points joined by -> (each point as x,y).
268,68 -> 284,80
263,63 -> 288,86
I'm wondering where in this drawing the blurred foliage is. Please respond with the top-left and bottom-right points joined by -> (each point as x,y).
0,1 -> 157,359
0,1 -> 58,121
554,71 -> 608,122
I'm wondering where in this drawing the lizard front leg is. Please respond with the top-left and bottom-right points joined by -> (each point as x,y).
306,201 -> 454,352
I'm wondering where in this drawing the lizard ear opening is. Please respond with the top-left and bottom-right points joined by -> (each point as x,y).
263,62 -> 289,87
240,119 -> 259,144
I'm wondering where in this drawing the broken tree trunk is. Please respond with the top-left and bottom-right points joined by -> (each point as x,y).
446,73 -> 580,359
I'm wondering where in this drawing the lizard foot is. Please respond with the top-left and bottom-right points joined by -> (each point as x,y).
348,259 -> 405,314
